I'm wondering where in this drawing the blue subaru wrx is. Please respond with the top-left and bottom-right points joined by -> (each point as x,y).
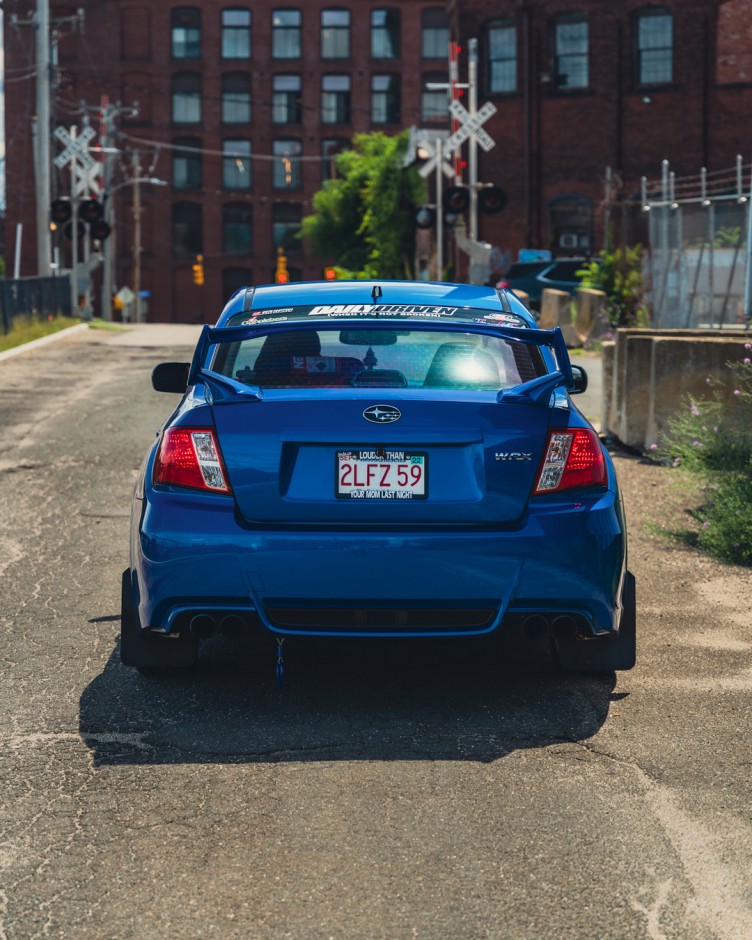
122,280 -> 635,676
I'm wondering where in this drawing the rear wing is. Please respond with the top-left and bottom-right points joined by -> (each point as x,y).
188,320 -> 575,401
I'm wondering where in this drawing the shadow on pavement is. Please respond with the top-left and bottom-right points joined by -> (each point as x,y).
79,633 -> 616,766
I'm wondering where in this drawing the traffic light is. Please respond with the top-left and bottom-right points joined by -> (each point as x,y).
89,219 -> 111,241
192,254 -> 205,286
323,266 -> 337,281
275,247 -> 289,284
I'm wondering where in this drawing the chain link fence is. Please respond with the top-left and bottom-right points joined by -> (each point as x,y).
644,158 -> 751,328
0,276 -> 73,334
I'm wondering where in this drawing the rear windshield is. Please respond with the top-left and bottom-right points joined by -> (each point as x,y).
212,328 -> 544,390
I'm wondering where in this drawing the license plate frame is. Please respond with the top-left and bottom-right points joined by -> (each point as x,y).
335,449 -> 428,501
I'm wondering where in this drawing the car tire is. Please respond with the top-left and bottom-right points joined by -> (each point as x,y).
120,569 -> 198,674
554,570 -> 636,673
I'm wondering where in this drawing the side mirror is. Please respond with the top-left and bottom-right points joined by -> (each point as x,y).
152,361 -> 190,393
569,364 -> 588,395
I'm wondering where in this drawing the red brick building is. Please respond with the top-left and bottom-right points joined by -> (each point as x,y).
3,0 -> 752,320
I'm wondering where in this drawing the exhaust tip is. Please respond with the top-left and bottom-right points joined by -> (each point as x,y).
551,615 -> 578,641
521,614 -> 549,641
190,614 -> 216,639
219,614 -> 245,637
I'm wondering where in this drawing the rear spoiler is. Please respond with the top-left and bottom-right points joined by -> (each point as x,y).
188,320 -> 575,397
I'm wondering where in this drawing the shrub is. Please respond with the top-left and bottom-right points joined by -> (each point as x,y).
657,347 -> 752,566
577,245 -> 649,328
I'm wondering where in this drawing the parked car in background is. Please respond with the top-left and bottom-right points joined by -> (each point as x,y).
497,259 -> 589,310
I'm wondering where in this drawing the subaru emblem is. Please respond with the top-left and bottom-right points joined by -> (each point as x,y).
363,404 -> 401,424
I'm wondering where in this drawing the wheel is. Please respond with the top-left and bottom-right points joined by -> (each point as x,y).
554,571 -> 636,673
120,569 -> 198,673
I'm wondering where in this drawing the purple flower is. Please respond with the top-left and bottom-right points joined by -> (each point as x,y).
702,521 -> 711,528
649,443 -> 658,450
745,343 -> 752,350
690,401 -> 700,416
744,358 -> 751,365
734,389 -> 741,397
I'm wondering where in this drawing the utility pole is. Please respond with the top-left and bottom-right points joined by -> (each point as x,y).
132,151 -> 144,323
468,38 -> 479,243
35,0 -> 51,276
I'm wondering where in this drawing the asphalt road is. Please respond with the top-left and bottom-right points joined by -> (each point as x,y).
1,326 -> 751,939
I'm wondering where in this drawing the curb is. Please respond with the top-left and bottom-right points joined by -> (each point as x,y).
0,322 -> 88,363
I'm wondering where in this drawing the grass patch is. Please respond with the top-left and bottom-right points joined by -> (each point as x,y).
0,316 -> 81,353
87,317 -> 127,332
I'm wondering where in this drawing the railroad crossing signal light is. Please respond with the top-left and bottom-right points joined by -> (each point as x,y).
479,186 -> 507,215
50,199 -> 72,225
323,266 -> 337,280
442,186 -> 470,213
275,246 -> 289,284
89,219 -> 111,241
192,254 -> 205,286
79,199 -> 104,224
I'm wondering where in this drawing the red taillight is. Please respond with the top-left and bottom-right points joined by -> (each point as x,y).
497,280 -> 510,289
534,428 -> 606,494
153,428 -> 230,493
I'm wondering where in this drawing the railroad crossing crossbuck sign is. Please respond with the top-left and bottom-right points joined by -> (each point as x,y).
53,126 -> 102,198
444,100 -> 497,156
417,136 -> 454,180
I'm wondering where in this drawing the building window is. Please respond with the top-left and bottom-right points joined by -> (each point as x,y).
273,202 -> 303,253
222,202 -> 253,254
371,9 -> 400,59
322,138 -> 349,180
171,8 -> 201,59
554,13 -> 589,90
422,8 -> 449,59
172,73 -> 202,123
172,201 -> 202,254
172,138 -> 202,189
223,139 -> 252,189
272,9 -> 301,59
371,74 -> 400,124
636,7 -> 672,85
273,74 -> 302,123
321,9 -> 350,59
421,72 -> 447,122
321,75 -> 351,123
273,140 -> 302,189
488,20 -> 517,94
221,8 -> 251,59
222,73 -> 251,123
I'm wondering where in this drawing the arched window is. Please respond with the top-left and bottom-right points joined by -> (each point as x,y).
371,74 -> 400,124
172,201 -> 202,254
171,8 -> 201,59
221,8 -> 251,59
272,9 -> 302,59
553,12 -> 588,90
421,71 -> 447,122
222,73 -> 251,123
273,74 -> 302,123
321,9 -> 350,59
272,202 -> 302,254
172,137 -> 202,189
273,140 -> 302,188
321,75 -> 351,124
421,8 -> 449,59
487,20 -> 517,94
635,7 -> 672,85
223,140 -> 252,189
371,9 -> 400,59
171,72 -> 202,123
222,203 -> 253,254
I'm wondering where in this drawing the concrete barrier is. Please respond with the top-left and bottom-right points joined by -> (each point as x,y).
539,289 -> 580,347
574,289 -> 607,345
602,328 -> 751,450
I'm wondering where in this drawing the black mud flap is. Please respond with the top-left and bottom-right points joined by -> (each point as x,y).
554,571 -> 636,673
120,569 -> 198,672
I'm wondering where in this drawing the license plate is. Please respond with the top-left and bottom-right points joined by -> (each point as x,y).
336,450 -> 427,500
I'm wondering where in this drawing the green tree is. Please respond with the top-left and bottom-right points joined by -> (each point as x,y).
301,131 -> 424,279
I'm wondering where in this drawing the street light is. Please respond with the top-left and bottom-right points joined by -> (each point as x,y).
102,174 -> 167,322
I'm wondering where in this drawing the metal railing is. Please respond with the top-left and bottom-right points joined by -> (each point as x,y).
0,275 -> 73,334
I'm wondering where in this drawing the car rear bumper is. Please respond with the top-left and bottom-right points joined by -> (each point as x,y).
132,484 -> 626,639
